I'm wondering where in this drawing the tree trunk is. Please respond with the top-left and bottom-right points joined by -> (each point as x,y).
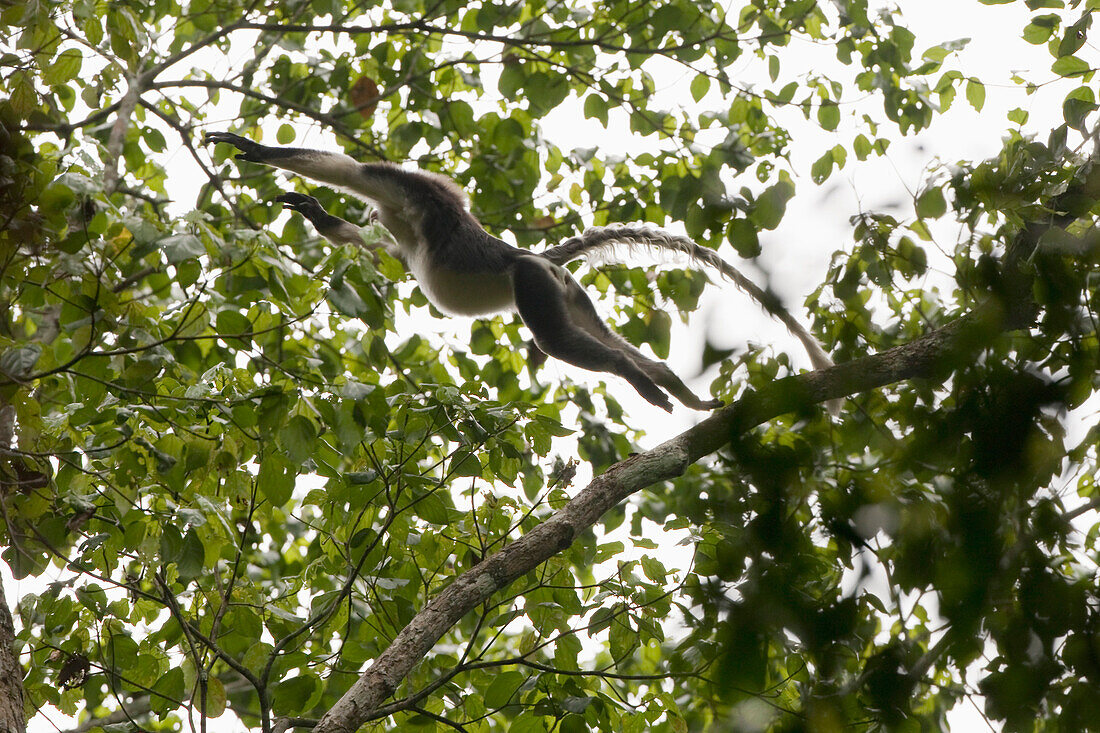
0,571 -> 26,733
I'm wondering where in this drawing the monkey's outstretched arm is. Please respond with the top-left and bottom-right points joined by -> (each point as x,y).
205,132 -> 405,208
275,193 -> 364,247
275,192 -> 405,264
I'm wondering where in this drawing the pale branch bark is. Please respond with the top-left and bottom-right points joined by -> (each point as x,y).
149,80 -> 370,150
59,18 -> 247,189
102,70 -> 151,195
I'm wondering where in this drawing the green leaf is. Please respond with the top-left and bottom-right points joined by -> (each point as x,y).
771,81 -> 798,105
810,149 -> 835,183
151,668 -> 185,716
915,187 -> 947,218
965,78 -> 986,111
1057,16 -> 1090,57
327,269 -> 371,319
215,309 -> 252,339
750,178 -> 795,230
853,133 -> 873,160
9,71 -> 37,117
595,541 -> 625,562
346,470 -> 379,485
1052,55 -> 1091,78
485,670 -> 525,709
817,102 -> 840,131
448,449 -> 482,478
690,74 -> 710,103
1063,86 -> 1097,130
498,63 -> 524,100
159,525 -> 184,564
160,234 -> 205,264
46,49 -> 83,85
177,528 -> 205,579
647,310 -> 672,358
413,492 -> 451,524
258,454 -> 294,506
640,555 -> 666,582
276,124 -> 296,144
0,345 -> 42,380
508,714 -> 547,733
272,675 -> 319,716
84,16 -> 103,45
1023,21 -> 1056,45
921,39 -> 968,63
609,613 -> 635,659
727,218 -> 760,258
204,676 -> 227,718
278,415 -> 316,464
583,93 -> 608,126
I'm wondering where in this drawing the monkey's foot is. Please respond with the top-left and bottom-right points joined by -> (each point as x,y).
629,379 -> 674,413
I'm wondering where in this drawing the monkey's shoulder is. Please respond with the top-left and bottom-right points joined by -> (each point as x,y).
364,162 -> 470,214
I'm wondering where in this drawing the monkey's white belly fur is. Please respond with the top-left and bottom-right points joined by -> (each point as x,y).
412,260 -> 516,316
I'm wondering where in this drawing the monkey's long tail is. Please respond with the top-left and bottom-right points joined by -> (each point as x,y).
542,225 -> 834,373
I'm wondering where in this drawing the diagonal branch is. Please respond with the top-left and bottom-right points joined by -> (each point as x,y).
307,301 -> 1032,733
303,154 -> 1100,733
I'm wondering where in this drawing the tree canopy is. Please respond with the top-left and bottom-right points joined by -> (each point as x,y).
2,0 -> 1099,731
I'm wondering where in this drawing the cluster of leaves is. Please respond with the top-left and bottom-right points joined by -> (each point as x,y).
1,0 -> 1099,731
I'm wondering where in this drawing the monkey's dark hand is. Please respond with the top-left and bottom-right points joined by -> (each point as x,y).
274,192 -> 328,226
204,132 -> 272,163
275,192 -> 322,212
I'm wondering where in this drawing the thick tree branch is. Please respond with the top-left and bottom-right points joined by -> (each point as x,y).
0,569 -> 26,733
102,70 -> 150,194
304,154 -> 1100,731
307,302 -> 1030,733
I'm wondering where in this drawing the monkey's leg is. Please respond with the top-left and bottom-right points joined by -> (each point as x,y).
557,274 -> 722,411
512,258 -> 674,412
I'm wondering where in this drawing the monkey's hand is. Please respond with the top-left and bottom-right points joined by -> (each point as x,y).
274,192 -> 333,231
275,192 -> 323,214
204,131 -> 272,163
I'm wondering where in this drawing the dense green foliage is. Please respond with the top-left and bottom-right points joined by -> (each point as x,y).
2,0 -> 1099,730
